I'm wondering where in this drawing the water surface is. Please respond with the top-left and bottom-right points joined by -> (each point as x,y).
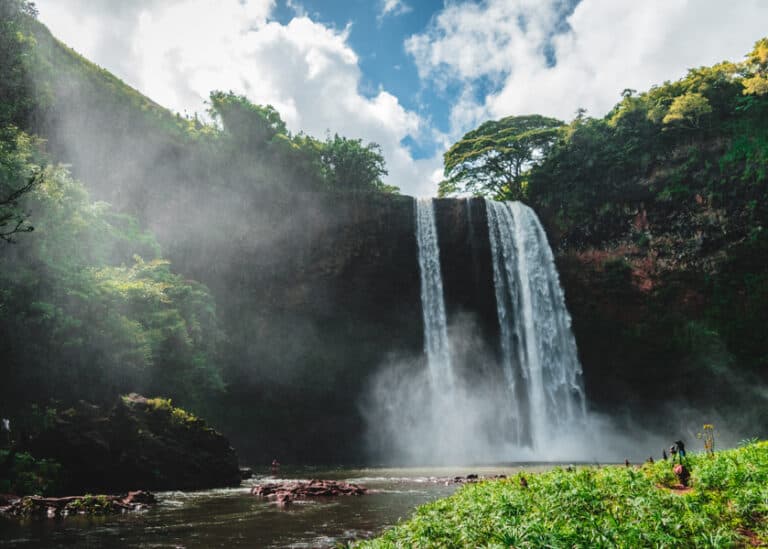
0,464 -> 551,548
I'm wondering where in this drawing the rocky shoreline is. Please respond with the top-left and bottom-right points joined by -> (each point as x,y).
0,490 -> 156,518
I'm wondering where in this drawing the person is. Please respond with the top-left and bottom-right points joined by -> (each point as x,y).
1,418 -> 9,447
674,440 -> 686,461
662,449 -> 667,461
271,458 -> 280,475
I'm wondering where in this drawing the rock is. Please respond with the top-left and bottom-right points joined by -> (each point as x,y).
1,491 -> 157,518
121,490 -> 156,505
250,479 -> 368,505
21,395 -> 241,493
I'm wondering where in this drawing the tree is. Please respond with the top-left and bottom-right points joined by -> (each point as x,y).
742,37 -> 768,96
0,0 -> 39,128
0,128 -> 42,242
320,134 -> 393,193
439,114 -> 563,199
208,91 -> 288,150
0,171 -> 38,242
662,92 -> 713,129
206,92 -> 393,193
0,153 -> 224,409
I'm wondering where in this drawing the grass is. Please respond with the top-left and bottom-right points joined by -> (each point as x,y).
356,441 -> 768,548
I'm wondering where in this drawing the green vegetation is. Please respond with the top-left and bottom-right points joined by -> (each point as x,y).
440,38 -> 768,410
0,2 -> 398,425
142,396 -> 203,427
440,38 -> 768,250
0,450 -> 62,496
440,114 -> 563,200
62,495 -> 113,515
208,91 -> 394,193
0,137 -> 224,410
360,441 -> 768,548
0,0 -> 40,129
442,38 -> 768,252
0,0 -> 43,241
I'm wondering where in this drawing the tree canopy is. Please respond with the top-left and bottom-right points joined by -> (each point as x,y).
0,0 -> 40,128
207,91 -> 395,193
0,128 -> 42,242
0,129 -> 224,412
439,114 -> 563,199
743,37 -> 768,96
320,134 -> 392,193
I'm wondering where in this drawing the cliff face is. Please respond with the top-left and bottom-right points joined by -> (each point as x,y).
434,199 -> 500,377
541,194 -> 768,431
148,191 -> 768,460
169,191 -> 424,463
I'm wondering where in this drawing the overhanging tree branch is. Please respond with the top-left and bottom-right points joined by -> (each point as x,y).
0,171 -> 41,243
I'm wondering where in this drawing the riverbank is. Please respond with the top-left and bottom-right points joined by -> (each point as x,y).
357,441 -> 768,547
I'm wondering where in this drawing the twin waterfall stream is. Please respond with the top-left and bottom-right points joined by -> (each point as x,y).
415,198 -> 586,453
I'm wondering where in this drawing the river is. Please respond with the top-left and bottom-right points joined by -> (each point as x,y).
0,464 -> 553,548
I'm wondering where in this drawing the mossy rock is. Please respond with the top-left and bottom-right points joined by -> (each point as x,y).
22,394 -> 241,494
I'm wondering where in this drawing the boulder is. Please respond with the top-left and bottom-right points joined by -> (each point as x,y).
250,479 -> 367,505
22,395 -> 241,494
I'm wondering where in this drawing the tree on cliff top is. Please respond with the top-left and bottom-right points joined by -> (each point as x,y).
743,37 -> 768,96
208,91 -> 394,193
320,134 -> 393,193
439,114 -> 563,200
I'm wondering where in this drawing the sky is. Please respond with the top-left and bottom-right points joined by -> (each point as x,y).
35,0 -> 768,197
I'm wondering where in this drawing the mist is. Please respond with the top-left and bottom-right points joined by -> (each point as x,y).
361,302 -> 767,467
361,350 -> 763,466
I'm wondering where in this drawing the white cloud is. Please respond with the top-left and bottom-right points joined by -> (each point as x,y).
379,0 -> 412,21
35,0 -> 439,196
408,0 -> 768,132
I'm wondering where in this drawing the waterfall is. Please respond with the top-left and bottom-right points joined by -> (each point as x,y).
402,197 -> 586,461
485,200 -> 586,450
415,198 -> 452,386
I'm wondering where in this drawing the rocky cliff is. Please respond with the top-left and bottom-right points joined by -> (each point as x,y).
22,395 -> 241,494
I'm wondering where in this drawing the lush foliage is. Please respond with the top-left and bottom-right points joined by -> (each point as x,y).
360,441 -> 768,548
208,91 -> 394,193
441,38 -> 768,399
0,0 -> 41,128
520,41 -> 768,248
0,127 -> 41,241
0,3 -> 396,420
440,114 -> 563,200
0,450 -> 62,496
0,127 -> 224,413
0,1 -> 44,241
